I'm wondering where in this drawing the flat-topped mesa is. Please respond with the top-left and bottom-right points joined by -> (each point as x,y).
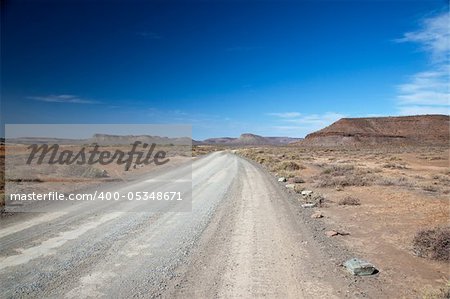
201,133 -> 302,145
88,134 -> 192,145
299,115 -> 450,146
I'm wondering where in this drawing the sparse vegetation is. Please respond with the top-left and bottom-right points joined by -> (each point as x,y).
422,185 -> 440,192
277,161 -> 304,172
422,281 -> 450,299
238,148 -> 307,178
377,176 -> 416,188
321,164 -> 355,175
338,196 -> 361,206
383,162 -> 408,169
314,164 -> 376,188
291,177 -> 305,184
413,226 -> 450,262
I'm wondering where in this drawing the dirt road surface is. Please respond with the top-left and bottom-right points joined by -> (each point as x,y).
0,152 -> 376,298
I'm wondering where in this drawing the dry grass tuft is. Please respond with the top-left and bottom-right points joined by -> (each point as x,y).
412,226 -> 450,262
278,161 -> 304,171
383,162 -> 408,169
338,196 -> 361,206
313,164 -> 376,188
377,176 -> 416,188
422,185 -> 440,192
291,177 -> 305,184
422,281 -> 450,299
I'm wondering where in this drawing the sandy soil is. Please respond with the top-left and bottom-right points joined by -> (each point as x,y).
1,152 -> 375,298
237,145 -> 450,298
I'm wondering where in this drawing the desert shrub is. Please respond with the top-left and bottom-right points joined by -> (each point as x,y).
422,185 -> 439,192
383,162 -> 408,169
338,196 -> 361,206
377,176 -> 416,188
412,226 -> 450,261
314,175 -> 370,187
432,175 -> 450,186
291,177 -> 305,183
388,156 -> 402,161
255,155 -> 276,165
321,164 -> 354,176
429,156 -> 445,161
314,168 -> 376,188
422,282 -> 450,299
279,161 -> 303,171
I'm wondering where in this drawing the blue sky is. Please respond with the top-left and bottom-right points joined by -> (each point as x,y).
2,0 -> 449,139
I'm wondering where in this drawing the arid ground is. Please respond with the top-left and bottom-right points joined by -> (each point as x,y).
235,144 -> 449,298
0,144 -> 449,298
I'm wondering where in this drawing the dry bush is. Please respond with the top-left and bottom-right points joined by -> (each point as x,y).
432,175 -> 450,186
422,185 -> 439,192
279,161 -> 304,171
377,176 -> 416,188
313,164 -> 376,188
321,164 -> 354,176
255,155 -> 277,165
412,226 -> 450,262
383,162 -> 408,169
422,282 -> 450,299
269,160 -> 305,178
338,196 -> 361,206
291,177 -> 305,183
238,149 -> 307,179
388,156 -> 403,161
314,174 -> 375,188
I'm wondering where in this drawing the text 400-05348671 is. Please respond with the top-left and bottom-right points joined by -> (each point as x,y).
95,191 -> 183,201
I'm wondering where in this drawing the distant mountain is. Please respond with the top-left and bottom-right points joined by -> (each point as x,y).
88,134 -> 192,145
7,134 -> 193,145
297,115 -> 450,146
202,137 -> 236,144
201,133 -> 302,146
6,133 -> 301,146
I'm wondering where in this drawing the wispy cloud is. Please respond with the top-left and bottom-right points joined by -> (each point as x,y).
267,112 -> 302,118
397,11 -> 449,62
281,112 -> 345,126
27,94 -> 100,104
396,11 -> 449,115
268,112 -> 345,136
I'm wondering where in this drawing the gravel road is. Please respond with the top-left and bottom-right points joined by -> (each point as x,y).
0,152 -> 367,298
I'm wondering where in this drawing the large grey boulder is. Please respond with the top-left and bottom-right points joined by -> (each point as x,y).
344,258 -> 377,276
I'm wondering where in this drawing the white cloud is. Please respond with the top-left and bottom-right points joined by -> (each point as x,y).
269,112 -> 345,137
398,12 -> 449,62
397,105 -> 449,116
267,112 -> 302,118
396,11 -> 449,115
283,112 -> 345,125
27,94 -> 99,104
